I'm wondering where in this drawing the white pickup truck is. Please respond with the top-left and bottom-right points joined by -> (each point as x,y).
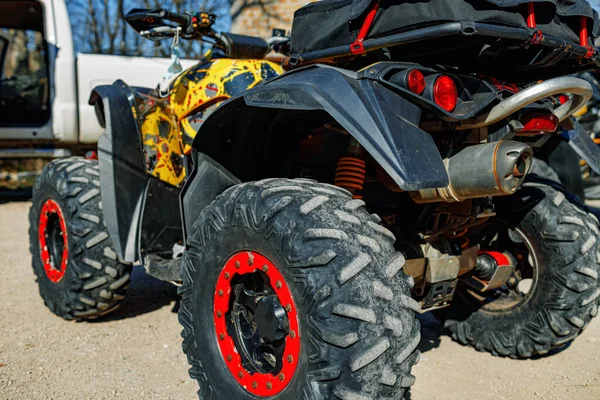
0,0 -> 193,158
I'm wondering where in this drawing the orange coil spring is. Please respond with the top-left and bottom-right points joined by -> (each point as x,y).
335,157 -> 366,198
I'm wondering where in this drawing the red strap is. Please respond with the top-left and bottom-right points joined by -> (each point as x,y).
527,2 -> 536,29
580,16 -> 589,47
350,0 -> 381,55
585,46 -> 595,59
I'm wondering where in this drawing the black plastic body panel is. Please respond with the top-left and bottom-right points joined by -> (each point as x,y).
90,81 -> 148,262
562,119 -> 600,176
193,64 -> 449,191
181,152 -> 241,242
139,178 -> 183,256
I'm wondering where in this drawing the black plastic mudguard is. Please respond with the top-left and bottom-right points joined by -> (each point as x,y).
194,64 -> 449,191
89,81 -> 148,262
562,118 -> 600,175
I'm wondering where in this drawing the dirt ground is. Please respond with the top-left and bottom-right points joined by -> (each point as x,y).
1,199 -> 600,400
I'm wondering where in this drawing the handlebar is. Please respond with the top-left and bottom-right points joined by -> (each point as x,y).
157,9 -> 190,26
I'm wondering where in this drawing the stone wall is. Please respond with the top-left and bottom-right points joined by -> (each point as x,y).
230,0 -> 314,38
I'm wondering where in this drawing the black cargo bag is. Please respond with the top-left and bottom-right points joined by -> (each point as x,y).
290,0 -> 600,55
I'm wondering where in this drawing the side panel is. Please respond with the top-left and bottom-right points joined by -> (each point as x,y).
91,81 -> 147,262
169,58 -> 282,153
194,65 -> 449,191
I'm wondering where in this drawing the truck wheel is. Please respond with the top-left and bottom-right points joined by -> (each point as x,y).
439,182 -> 600,358
29,157 -> 131,320
179,179 -> 420,399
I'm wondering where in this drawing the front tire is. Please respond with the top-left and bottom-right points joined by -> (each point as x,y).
440,182 -> 600,358
179,179 -> 421,399
29,157 -> 131,320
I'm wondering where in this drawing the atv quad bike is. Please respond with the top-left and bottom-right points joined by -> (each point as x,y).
30,1 -> 600,399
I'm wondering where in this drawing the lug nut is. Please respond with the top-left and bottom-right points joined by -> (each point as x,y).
216,310 -> 222,318
266,382 -> 272,390
219,333 -> 225,340
276,281 -> 282,289
226,354 -> 232,362
224,272 -> 230,279
285,304 -> 292,312
235,261 -> 240,268
290,330 -> 296,339
278,373 -> 285,382
238,371 -> 244,379
287,355 -> 293,363
252,381 -> 258,389
262,264 -> 268,272
248,256 -> 254,266
218,289 -> 223,297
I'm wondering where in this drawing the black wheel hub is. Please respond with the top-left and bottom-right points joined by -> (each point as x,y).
227,271 -> 290,374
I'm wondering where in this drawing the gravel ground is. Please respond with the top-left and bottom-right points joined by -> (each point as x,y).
1,200 -> 600,399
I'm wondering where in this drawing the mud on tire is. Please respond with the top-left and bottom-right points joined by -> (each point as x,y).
439,181 -> 600,358
29,157 -> 131,320
179,178 -> 421,399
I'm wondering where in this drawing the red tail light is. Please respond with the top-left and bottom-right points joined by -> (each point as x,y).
407,70 -> 426,95
519,113 -> 558,135
558,94 -> 569,105
433,75 -> 458,112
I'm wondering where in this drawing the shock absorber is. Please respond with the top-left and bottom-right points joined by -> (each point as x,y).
335,138 -> 366,199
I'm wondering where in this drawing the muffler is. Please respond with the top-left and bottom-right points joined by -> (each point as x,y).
411,141 -> 532,203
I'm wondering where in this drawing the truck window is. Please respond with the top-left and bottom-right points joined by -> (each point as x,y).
0,1 -> 49,127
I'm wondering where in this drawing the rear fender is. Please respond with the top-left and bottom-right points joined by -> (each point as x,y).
89,81 -> 148,262
193,64 -> 449,191
562,118 -> 600,175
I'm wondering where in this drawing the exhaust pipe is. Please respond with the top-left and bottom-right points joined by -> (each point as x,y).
411,141 -> 532,203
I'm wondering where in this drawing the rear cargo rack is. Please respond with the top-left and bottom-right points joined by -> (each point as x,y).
284,22 -> 600,71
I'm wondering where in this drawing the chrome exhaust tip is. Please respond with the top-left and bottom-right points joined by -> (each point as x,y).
411,141 -> 533,203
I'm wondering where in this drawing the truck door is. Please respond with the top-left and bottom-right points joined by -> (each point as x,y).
0,1 -> 51,140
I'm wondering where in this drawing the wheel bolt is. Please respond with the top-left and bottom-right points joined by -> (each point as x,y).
287,355 -> 293,363
278,373 -> 285,382
290,330 -> 296,339
226,355 -> 232,362
262,264 -> 268,272
238,371 -> 244,379
218,289 -> 223,297
216,310 -> 222,317
276,281 -> 282,289
285,304 -> 292,312
224,272 -> 230,279
266,382 -> 272,390
219,333 -> 225,340
252,381 -> 258,389
235,261 -> 240,268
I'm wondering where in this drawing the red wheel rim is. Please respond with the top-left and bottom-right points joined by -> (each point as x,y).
214,251 -> 300,396
38,199 -> 68,283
